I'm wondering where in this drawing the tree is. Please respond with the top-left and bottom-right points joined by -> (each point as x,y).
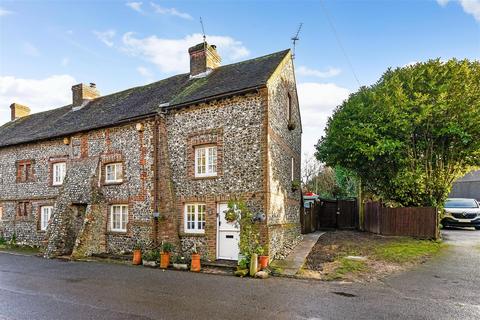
301,154 -> 320,187
302,160 -> 357,199
316,59 -> 480,207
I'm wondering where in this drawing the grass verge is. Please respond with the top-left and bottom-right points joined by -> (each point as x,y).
324,258 -> 368,281
0,243 -> 41,255
373,239 -> 444,263
305,231 -> 446,282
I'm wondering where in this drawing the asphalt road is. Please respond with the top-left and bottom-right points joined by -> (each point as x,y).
1,229 -> 479,320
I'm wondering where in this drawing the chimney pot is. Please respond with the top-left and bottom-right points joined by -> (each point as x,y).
188,42 -> 221,78
72,83 -> 100,107
10,103 -> 30,121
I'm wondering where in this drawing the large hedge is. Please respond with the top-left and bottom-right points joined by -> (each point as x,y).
316,59 -> 480,207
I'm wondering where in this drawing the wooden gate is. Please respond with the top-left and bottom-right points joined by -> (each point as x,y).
316,198 -> 358,229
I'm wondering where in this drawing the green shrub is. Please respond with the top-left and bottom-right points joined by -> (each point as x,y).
142,250 -> 160,262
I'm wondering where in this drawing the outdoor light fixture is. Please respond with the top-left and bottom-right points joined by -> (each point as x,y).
253,212 -> 266,222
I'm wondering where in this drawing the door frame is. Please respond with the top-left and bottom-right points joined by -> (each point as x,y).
216,202 -> 240,260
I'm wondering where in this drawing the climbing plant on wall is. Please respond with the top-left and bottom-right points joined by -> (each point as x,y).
225,199 -> 260,261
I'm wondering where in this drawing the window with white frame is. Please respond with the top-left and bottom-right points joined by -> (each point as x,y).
184,204 -> 206,233
110,205 -> 128,232
40,206 -> 53,231
195,146 -> 217,177
52,162 -> 66,185
291,157 -> 295,181
105,162 -> 123,183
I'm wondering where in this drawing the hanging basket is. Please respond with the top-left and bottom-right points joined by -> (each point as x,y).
225,210 -> 238,223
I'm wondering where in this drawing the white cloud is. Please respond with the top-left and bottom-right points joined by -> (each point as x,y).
126,2 -> 143,13
0,6 -> 13,16
23,42 -> 39,57
93,29 -> 116,47
150,2 -> 192,20
298,82 -> 351,155
137,66 -> 153,77
122,32 -> 249,73
437,0 -> 480,21
61,57 -> 70,67
297,66 -> 341,78
0,75 -> 77,125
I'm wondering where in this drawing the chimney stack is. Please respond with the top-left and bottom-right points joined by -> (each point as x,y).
188,42 -> 221,78
10,103 -> 30,121
72,83 -> 100,107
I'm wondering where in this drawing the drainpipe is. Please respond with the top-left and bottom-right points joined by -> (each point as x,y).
153,115 -> 160,245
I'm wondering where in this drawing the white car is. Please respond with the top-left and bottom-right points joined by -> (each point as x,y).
442,198 -> 480,230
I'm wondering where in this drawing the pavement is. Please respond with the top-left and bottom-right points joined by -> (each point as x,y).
1,229 -> 479,320
271,231 -> 325,276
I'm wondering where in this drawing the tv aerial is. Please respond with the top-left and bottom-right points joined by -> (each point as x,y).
291,23 -> 303,59
200,17 -> 206,43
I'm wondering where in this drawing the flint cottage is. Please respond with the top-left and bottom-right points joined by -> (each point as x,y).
0,42 -> 302,261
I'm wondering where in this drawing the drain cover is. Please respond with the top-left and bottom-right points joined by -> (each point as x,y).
332,291 -> 357,297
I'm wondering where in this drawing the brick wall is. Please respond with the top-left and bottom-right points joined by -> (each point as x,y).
266,54 -> 302,259
163,93 -> 267,260
0,121 -> 156,254
0,63 -> 302,260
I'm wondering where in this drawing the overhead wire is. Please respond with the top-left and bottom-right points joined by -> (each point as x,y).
319,0 -> 362,87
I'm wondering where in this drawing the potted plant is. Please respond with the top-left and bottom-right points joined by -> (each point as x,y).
160,242 -> 174,269
291,180 -> 300,192
234,257 -> 249,277
142,249 -> 159,267
132,241 -> 143,265
287,120 -> 296,131
172,255 -> 189,270
256,246 -> 269,270
190,244 -> 201,272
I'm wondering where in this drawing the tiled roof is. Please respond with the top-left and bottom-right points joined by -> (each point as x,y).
0,49 -> 290,147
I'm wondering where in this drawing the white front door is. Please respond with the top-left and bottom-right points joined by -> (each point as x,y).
217,203 -> 240,260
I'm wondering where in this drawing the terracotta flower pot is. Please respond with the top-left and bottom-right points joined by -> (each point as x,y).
190,253 -> 201,272
132,249 -> 142,265
160,252 -> 170,269
259,255 -> 269,270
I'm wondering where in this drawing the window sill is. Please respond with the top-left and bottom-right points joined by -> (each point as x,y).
106,231 -> 128,235
103,181 -> 124,186
193,175 -> 218,180
180,232 -> 206,237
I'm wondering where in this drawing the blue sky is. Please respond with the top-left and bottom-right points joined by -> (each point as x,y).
0,0 -> 479,155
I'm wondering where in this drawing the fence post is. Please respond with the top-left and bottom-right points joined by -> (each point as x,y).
357,178 -> 364,231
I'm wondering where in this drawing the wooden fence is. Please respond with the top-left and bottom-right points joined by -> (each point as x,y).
364,202 -> 439,239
